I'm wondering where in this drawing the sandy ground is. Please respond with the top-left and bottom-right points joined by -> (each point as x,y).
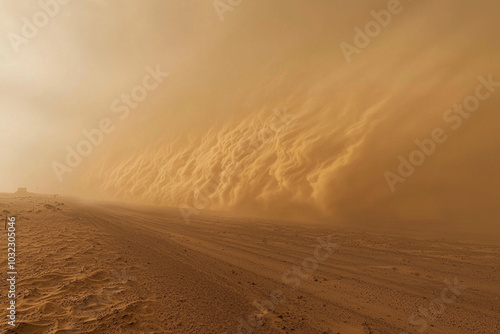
0,195 -> 499,333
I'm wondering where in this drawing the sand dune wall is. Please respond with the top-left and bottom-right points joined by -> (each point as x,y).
79,0 -> 500,223
82,67 -> 500,223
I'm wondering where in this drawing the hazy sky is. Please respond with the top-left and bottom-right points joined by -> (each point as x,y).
1,0 -> 499,223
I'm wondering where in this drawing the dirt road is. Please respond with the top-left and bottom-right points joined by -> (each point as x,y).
0,197 -> 498,333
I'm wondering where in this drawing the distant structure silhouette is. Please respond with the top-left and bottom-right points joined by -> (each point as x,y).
15,187 -> 28,196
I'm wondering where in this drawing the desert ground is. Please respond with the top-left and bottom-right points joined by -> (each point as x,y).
0,195 -> 498,334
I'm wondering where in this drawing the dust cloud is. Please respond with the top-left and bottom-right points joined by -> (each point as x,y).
1,0 -> 499,223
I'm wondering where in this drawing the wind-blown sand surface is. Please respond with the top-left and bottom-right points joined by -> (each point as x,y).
0,196 -> 499,333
